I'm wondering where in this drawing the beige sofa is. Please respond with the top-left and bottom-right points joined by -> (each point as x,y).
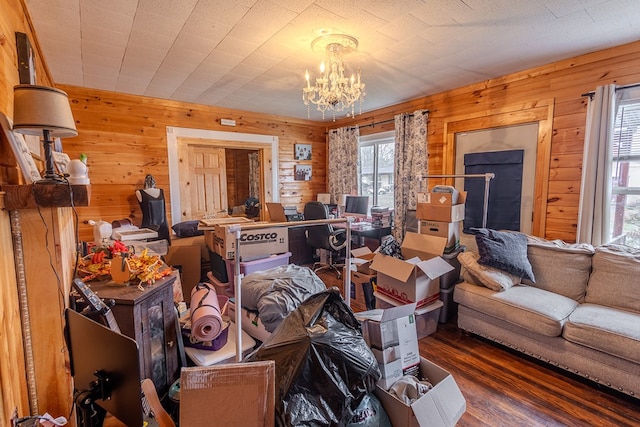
453,234 -> 640,398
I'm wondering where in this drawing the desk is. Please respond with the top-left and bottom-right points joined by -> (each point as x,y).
336,223 -> 392,249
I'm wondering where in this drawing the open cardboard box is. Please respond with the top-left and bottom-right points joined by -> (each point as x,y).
374,357 -> 466,427
370,233 -> 454,308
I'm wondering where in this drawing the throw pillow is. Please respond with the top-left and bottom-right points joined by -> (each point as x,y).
458,251 -> 520,291
171,220 -> 204,238
474,228 -> 535,282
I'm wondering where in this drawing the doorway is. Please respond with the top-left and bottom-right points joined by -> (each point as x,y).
166,126 -> 278,225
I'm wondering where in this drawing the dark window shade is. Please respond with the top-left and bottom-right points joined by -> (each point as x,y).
464,150 -> 524,233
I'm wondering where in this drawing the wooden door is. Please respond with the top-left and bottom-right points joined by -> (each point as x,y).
177,143 -> 227,219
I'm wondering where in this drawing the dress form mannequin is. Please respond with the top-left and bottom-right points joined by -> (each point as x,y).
136,174 -> 170,244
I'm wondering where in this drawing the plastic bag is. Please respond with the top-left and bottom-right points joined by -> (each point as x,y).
346,393 -> 391,427
246,289 -> 381,426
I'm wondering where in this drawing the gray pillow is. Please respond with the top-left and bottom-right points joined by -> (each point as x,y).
474,228 -> 535,282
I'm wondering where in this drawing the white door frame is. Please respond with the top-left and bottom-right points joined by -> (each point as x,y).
166,126 -> 279,224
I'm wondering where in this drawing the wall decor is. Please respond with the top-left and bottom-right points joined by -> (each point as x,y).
0,112 -> 41,183
295,165 -> 312,181
15,32 -> 36,84
52,151 -> 71,175
294,143 -> 312,160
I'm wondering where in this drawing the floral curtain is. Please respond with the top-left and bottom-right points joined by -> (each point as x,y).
394,110 -> 428,241
248,152 -> 260,200
328,126 -> 360,206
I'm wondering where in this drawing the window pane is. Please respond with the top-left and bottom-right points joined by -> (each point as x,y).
376,142 -> 394,208
609,100 -> 640,247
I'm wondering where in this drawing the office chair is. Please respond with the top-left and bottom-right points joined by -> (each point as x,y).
303,201 -> 347,278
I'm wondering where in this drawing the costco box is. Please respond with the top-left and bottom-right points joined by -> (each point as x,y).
374,357 -> 466,427
356,303 -> 420,390
416,192 -> 466,222
418,220 -> 461,253
214,224 -> 289,260
375,292 -> 444,339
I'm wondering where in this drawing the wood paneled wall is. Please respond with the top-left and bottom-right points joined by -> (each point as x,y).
226,148 -> 257,209
0,0 -> 56,424
57,85 -> 328,242
331,40 -> 640,242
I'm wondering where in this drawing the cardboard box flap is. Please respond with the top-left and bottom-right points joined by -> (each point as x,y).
401,232 -> 448,260
416,257 -> 455,280
370,253 -> 416,283
351,246 -> 375,257
360,301 -> 417,323
421,191 -> 467,206
411,367 -> 466,427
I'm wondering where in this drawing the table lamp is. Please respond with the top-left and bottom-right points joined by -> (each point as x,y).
12,84 -> 78,184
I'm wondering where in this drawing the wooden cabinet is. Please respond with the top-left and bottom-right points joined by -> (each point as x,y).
73,274 -> 180,399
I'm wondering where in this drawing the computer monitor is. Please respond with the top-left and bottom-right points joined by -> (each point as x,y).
344,195 -> 369,216
65,308 -> 145,427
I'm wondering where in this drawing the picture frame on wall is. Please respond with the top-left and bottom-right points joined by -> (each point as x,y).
0,112 -> 41,183
295,165 -> 312,181
294,143 -> 312,160
16,32 -> 36,84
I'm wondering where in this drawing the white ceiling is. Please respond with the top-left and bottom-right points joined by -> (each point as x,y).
24,0 -> 640,122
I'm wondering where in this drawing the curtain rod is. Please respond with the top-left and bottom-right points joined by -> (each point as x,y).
327,109 -> 429,133
581,82 -> 640,98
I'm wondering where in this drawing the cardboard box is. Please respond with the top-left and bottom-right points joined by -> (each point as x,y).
400,232 -> 447,262
214,224 -> 289,260
416,192 -> 466,222
180,361 -> 275,426
356,303 -> 420,390
369,233 -> 454,308
165,236 -> 207,302
350,246 -> 378,275
374,357 -> 466,427
418,220 -> 461,253
348,268 -> 377,310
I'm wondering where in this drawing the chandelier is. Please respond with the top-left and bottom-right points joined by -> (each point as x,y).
303,34 -> 366,120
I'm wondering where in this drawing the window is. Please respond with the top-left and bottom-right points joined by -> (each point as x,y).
358,131 -> 395,208
610,95 -> 640,247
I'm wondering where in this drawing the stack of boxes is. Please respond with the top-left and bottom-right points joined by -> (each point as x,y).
356,304 -> 467,426
200,217 -> 290,295
345,247 -> 378,311
367,232 -> 454,339
415,187 -> 466,323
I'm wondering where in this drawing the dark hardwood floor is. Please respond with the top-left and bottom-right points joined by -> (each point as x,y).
315,269 -> 640,427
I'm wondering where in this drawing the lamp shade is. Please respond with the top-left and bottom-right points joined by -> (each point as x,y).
13,85 -> 77,137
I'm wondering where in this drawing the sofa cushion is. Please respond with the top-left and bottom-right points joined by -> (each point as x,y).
454,282 -> 578,337
585,244 -> 640,313
563,303 -> 640,364
458,251 -> 520,291
523,236 -> 594,302
474,229 -> 535,282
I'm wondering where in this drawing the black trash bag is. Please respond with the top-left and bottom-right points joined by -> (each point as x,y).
246,289 -> 381,426
346,393 -> 392,427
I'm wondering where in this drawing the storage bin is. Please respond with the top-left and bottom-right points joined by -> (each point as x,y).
373,292 -> 443,339
209,249 -> 229,283
224,252 -> 291,288
439,246 -> 465,290
438,286 -> 458,323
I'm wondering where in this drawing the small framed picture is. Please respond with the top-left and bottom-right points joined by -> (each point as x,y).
294,143 -> 312,160
0,112 -> 41,183
295,165 -> 312,181
52,151 -> 71,175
